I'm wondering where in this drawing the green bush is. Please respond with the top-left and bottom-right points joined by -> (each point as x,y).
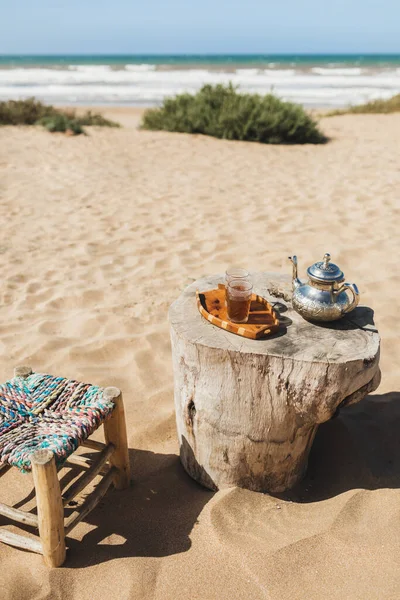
0,98 -> 120,134
37,114 -> 84,135
77,110 -> 120,127
0,98 -> 55,125
141,84 -> 327,144
327,94 -> 400,116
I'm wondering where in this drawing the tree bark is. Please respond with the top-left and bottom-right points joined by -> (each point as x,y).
170,273 -> 380,493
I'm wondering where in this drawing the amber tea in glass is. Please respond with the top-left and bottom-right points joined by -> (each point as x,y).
226,280 -> 253,323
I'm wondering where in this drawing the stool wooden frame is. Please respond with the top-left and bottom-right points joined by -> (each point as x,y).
0,366 -> 130,567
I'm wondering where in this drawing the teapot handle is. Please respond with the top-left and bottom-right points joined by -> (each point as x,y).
337,283 -> 360,314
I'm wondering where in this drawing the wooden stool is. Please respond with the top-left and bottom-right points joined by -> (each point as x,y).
0,366 -> 130,567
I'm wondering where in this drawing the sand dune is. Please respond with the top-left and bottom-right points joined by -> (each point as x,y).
0,112 -> 399,599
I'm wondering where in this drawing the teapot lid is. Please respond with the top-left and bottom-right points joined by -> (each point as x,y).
307,253 -> 344,283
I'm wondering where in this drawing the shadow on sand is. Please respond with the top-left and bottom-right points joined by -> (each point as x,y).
64,447 -> 214,567
280,391 -> 400,503
68,391 -> 400,565
53,389 -> 400,565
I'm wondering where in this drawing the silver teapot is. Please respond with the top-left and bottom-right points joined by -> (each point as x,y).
288,253 -> 360,322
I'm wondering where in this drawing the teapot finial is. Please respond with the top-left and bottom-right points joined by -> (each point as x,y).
322,253 -> 331,270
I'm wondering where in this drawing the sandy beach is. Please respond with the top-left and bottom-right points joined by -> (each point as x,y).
0,110 -> 399,599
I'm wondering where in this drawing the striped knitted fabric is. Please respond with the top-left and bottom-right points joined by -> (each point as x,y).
0,372 -> 115,472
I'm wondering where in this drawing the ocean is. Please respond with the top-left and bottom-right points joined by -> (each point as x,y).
0,54 -> 399,108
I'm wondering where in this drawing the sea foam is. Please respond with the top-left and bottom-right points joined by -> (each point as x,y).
0,64 -> 398,107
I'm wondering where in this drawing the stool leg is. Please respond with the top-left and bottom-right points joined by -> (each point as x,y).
31,449 -> 66,567
103,387 -> 130,490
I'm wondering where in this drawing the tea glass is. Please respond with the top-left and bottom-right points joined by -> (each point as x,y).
226,280 -> 253,324
225,268 -> 250,285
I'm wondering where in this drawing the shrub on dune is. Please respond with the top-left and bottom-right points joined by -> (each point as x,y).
76,110 -> 120,127
37,114 -> 84,135
0,98 -> 120,134
141,84 -> 327,144
0,98 -> 54,125
327,93 -> 400,116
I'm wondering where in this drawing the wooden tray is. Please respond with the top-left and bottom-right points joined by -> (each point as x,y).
196,284 -> 280,339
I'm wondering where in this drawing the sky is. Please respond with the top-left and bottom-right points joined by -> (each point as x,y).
0,0 -> 399,54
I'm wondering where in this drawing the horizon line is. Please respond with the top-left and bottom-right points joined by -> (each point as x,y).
1,52 -> 400,57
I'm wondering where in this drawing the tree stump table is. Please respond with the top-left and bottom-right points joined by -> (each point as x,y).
169,273 -> 381,493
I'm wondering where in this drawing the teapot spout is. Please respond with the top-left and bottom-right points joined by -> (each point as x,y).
288,256 -> 301,289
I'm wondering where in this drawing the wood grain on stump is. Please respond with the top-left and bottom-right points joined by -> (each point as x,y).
169,273 -> 381,493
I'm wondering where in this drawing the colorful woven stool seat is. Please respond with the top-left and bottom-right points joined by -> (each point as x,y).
0,372 -> 115,471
